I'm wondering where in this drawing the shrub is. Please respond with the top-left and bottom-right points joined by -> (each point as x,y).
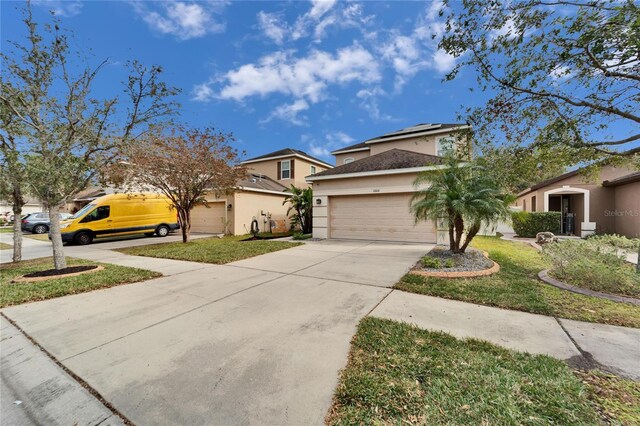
443,259 -> 455,268
512,211 -> 561,237
421,256 -> 441,269
542,240 -> 640,297
587,234 -> 640,251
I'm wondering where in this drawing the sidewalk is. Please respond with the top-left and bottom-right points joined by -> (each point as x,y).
1,316 -> 125,425
371,290 -> 640,380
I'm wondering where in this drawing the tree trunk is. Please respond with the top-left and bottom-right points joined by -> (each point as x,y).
12,209 -> 22,262
179,208 -> 191,243
49,205 -> 67,270
453,215 -> 465,253
460,222 -> 481,253
636,244 -> 639,274
448,224 -> 455,252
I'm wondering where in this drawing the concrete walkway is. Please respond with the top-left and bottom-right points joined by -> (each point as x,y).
2,236 -> 639,425
371,291 -> 640,380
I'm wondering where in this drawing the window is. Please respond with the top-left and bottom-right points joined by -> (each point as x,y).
310,165 -> 317,175
280,160 -> 291,180
437,137 -> 455,156
531,196 -> 537,212
344,157 -> 354,164
80,205 -> 110,223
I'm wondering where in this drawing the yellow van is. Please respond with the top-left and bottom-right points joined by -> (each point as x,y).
60,193 -> 179,245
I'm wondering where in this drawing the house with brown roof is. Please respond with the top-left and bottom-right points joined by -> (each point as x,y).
515,165 -> 640,238
307,123 -> 470,243
187,148 -> 333,235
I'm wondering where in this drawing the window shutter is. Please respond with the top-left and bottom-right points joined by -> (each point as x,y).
290,159 -> 295,179
277,161 -> 282,180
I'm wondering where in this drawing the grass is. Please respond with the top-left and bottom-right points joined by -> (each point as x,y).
115,235 -> 302,264
0,242 -> 11,250
574,370 -> 640,424
0,227 -> 13,233
24,233 -> 50,241
0,257 -> 161,307
395,237 -> 640,328
329,317 -> 605,425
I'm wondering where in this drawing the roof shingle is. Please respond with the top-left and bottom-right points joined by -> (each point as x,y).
308,149 -> 443,178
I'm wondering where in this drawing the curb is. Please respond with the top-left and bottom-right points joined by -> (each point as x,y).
538,269 -> 640,306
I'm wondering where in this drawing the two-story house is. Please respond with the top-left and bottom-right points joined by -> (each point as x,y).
307,123 -> 470,243
188,148 -> 332,235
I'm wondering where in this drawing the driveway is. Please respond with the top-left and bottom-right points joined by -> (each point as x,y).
1,239 -> 432,425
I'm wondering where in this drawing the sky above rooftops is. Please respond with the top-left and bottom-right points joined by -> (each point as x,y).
3,1 -> 635,165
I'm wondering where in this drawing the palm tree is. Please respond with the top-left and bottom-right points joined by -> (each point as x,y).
411,155 -> 511,253
283,185 -> 313,234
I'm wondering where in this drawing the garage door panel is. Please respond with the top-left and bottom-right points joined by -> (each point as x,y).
329,194 -> 436,243
191,203 -> 225,234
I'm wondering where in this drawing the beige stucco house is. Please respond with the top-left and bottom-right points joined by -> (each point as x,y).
515,165 -> 640,238
189,148 -> 333,235
307,123 -> 469,243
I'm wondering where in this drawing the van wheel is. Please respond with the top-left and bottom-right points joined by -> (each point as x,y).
33,224 -> 48,234
156,225 -> 170,237
74,232 -> 93,245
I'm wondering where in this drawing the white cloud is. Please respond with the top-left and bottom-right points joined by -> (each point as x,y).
356,88 -> 397,122
432,49 -> 456,73
257,11 -> 288,45
201,44 -> 380,104
33,0 -> 83,17
308,0 -> 337,20
306,131 -> 355,159
192,83 -> 215,102
131,1 -> 226,40
262,99 -> 310,126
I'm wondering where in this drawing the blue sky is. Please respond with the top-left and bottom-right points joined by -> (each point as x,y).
3,0 -> 488,163
7,1 -> 635,165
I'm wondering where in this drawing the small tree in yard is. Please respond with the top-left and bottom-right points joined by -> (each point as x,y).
411,155 -> 512,253
1,4 -> 179,270
283,185 -> 312,234
120,126 -> 246,243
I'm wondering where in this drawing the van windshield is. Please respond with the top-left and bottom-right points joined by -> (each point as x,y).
70,203 -> 96,220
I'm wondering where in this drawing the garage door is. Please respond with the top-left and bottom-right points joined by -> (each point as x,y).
190,202 -> 226,234
329,193 -> 436,243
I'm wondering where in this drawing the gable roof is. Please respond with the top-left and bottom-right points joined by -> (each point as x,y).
307,149 -> 444,181
330,123 -> 468,155
241,148 -> 333,168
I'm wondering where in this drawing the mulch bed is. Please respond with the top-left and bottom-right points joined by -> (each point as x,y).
410,247 -> 500,279
12,265 -> 104,283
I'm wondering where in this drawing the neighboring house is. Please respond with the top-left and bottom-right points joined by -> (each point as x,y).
190,173 -> 292,235
0,196 -> 46,219
307,123 -> 470,243
241,148 -> 333,189
515,165 -> 640,238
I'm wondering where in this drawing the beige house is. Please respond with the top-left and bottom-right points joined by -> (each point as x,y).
515,165 -> 640,238
189,149 -> 333,235
307,123 -> 470,243
241,148 -> 333,189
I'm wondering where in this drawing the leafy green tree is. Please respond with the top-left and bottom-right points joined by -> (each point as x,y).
440,0 -> 640,165
283,185 -> 313,234
1,3 -> 179,269
411,155 -> 512,253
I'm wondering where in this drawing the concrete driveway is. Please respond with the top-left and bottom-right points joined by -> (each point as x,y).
2,239 -> 432,425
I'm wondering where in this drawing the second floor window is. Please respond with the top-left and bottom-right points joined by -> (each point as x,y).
280,160 -> 291,179
344,157 -> 354,164
310,165 -> 317,175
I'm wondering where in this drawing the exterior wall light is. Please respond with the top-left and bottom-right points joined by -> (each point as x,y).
316,198 -> 322,205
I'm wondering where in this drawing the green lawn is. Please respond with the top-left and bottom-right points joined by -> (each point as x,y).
0,257 -> 161,307
0,227 -> 13,233
24,234 -> 50,241
329,317 -> 638,425
395,237 -> 640,328
0,242 -> 11,250
115,235 -> 302,264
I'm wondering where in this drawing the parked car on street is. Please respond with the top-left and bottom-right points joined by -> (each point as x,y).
21,212 -> 73,234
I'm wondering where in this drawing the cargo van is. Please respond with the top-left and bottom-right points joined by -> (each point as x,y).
60,193 -> 179,245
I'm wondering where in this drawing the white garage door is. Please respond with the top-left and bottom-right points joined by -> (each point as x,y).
190,202 -> 226,234
329,193 -> 436,243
